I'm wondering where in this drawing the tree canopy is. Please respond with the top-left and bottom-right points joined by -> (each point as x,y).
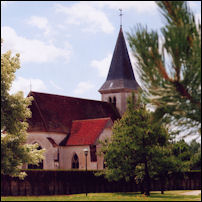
99,92 -> 182,196
1,41 -> 45,179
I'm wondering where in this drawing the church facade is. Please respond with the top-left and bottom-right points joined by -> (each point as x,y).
25,27 -> 139,170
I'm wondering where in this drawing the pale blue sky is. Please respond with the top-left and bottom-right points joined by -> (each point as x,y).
1,1 -> 201,101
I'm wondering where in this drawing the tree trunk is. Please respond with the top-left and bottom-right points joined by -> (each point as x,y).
161,179 -> 165,194
140,181 -> 144,194
144,160 -> 150,196
160,176 -> 166,194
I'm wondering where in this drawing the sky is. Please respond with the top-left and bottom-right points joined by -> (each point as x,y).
1,1 -> 201,101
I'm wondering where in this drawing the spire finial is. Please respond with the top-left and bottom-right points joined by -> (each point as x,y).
119,8 -> 123,28
30,80 -> 32,91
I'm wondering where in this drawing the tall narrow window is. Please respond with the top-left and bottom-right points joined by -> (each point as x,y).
28,144 -> 43,169
72,153 -> 79,169
90,145 -> 97,162
108,97 -> 112,103
113,96 -> 116,107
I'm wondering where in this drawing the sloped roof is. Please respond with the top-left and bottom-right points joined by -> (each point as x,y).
47,137 -> 58,147
27,91 -> 120,133
66,118 -> 111,146
99,79 -> 139,93
99,27 -> 139,93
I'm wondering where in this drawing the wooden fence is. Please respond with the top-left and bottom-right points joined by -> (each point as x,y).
1,170 -> 201,196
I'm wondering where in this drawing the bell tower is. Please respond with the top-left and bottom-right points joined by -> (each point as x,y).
99,26 -> 139,116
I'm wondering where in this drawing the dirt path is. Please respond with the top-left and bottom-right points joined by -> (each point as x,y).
181,190 -> 201,195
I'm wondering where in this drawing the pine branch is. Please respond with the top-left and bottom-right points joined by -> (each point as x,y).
173,81 -> 201,108
128,1 -> 201,136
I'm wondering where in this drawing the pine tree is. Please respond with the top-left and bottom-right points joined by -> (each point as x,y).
1,42 -> 45,179
127,1 -> 201,137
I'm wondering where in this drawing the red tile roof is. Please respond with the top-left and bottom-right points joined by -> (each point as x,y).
27,91 -> 120,133
66,118 -> 112,146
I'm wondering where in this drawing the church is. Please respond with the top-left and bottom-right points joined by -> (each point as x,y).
25,26 -> 140,170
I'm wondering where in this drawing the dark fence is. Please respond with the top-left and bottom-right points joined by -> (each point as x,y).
1,170 -> 201,196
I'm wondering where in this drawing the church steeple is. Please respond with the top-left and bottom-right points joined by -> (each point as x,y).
106,27 -> 137,82
99,26 -> 139,116
99,27 -> 139,93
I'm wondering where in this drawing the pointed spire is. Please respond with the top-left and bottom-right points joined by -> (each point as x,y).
99,27 -> 139,93
106,27 -> 135,81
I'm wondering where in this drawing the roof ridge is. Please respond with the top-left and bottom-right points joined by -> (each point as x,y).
27,91 -> 120,133
72,117 -> 111,122
29,91 -> 108,103
94,118 -> 113,145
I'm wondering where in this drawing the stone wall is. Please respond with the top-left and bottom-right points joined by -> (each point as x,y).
59,145 -> 97,170
59,125 -> 112,170
26,132 -> 66,169
26,122 -> 113,171
101,90 -> 137,116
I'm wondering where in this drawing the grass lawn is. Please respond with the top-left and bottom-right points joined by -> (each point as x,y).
1,190 -> 201,201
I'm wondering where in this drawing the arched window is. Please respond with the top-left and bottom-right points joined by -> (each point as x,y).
72,153 -> 79,169
113,96 -> 116,106
108,97 -> 112,103
28,144 -> 43,169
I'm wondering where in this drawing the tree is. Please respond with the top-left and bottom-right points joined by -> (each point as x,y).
127,1 -> 201,137
189,140 -> 201,170
1,42 -> 45,179
172,139 -> 191,162
189,139 -> 201,155
190,148 -> 201,170
100,92 -> 177,196
170,139 -> 201,171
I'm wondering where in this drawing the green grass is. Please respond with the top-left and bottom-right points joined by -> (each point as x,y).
1,190 -> 201,201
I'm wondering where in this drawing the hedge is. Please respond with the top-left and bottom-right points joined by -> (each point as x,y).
1,170 -> 201,196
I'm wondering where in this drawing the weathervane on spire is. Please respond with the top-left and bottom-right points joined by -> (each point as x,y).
30,80 -> 32,92
119,8 -> 123,28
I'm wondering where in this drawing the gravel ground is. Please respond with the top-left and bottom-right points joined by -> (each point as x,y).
180,190 -> 201,195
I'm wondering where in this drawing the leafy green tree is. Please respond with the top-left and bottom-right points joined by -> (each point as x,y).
189,140 -> 201,170
170,139 -> 192,175
1,42 -> 45,179
100,92 -> 177,196
189,139 -> 201,155
190,148 -> 201,170
172,140 -> 191,161
127,1 -> 201,137
148,146 -> 182,194
171,139 -> 201,171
